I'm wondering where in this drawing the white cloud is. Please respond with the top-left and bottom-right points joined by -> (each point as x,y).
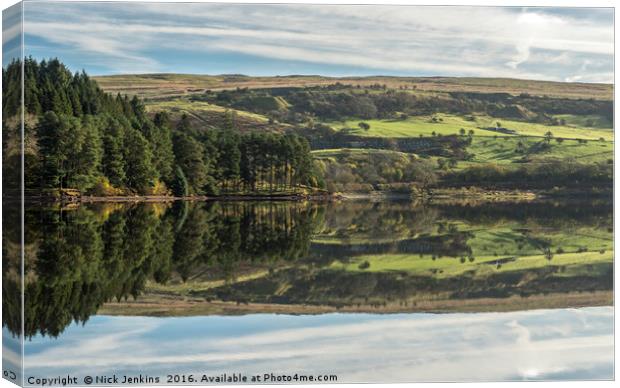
20,3 -> 614,82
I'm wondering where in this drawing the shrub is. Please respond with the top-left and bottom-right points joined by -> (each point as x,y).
358,122 -> 370,131
90,177 -> 123,196
148,179 -> 170,196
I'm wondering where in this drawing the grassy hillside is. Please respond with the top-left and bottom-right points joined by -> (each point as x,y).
147,99 -> 270,122
93,72 -> 613,194
331,114 -> 612,140
144,98 -> 289,133
94,74 -> 613,100
465,136 -> 613,166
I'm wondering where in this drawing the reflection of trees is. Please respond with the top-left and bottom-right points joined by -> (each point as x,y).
318,201 -> 439,242
3,201 -> 322,338
173,202 -> 214,281
310,233 -> 472,261
15,206 -> 174,338
435,201 -> 612,231
170,202 -> 323,281
2,199 -> 22,339
28,208 -> 104,337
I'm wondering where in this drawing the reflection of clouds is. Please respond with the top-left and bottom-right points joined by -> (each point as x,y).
217,313 -> 493,347
24,307 -> 613,382
3,341 -> 22,373
3,328 -> 23,384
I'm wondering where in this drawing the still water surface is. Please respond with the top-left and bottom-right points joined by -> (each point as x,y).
21,307 -> 613,382
2,198 -> 614,383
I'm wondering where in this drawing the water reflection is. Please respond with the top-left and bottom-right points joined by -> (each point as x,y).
2,199 -> 613,339
23,307 -> 613,382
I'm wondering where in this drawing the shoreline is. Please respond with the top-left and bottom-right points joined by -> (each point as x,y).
98,290 -> 613,317
9,187 -> 612,203
15,192 -> 341,203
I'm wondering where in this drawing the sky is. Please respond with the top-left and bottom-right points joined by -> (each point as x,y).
20,307 -> 614,382
4,2 -> 615,82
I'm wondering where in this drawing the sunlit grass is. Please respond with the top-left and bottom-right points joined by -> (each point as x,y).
146,99 -> 270,122
465,136 -> 613,166
328,113 -> 613,141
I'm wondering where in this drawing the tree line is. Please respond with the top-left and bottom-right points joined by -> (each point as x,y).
442,159 -> 612,189
2,58 -> 322,196
315,150 -> 438,193
195,85 -> 612,126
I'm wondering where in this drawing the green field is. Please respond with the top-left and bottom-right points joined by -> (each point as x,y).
465,136 -> 613,166
553,114 -> 613,130
330,115 -> 479,137
312,137 -> 613,174
330,114 -> 613,141
483,117 -> 613,141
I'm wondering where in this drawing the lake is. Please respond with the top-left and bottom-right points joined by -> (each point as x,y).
17,307 -> 615,383
2,198 -> 614,383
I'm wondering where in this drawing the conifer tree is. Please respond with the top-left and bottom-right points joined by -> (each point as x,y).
123,128 -> 157,193
172,132 -> 208,194
102,117 -> 127,187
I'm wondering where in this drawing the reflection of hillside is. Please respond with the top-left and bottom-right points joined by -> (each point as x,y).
3,199 -> 613,338
195,262 -> 612,308
309,233 -> 472,259
435,200 -> 612,229
99,291 -> 613,316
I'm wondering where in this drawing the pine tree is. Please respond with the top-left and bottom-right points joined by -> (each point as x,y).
130,95 -> 147,124
102,117 -> 127,187
172,132 -> 208,194
176,113 -> 192,132
37,112 -> 79,189
216,130 -> 241,191
68,116 -> 102,191
123,128 -> 156,194
142,119 -> 174,183
172,166 -> 189,197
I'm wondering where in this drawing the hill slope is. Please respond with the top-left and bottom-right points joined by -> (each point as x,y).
93,74 -> 613,101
